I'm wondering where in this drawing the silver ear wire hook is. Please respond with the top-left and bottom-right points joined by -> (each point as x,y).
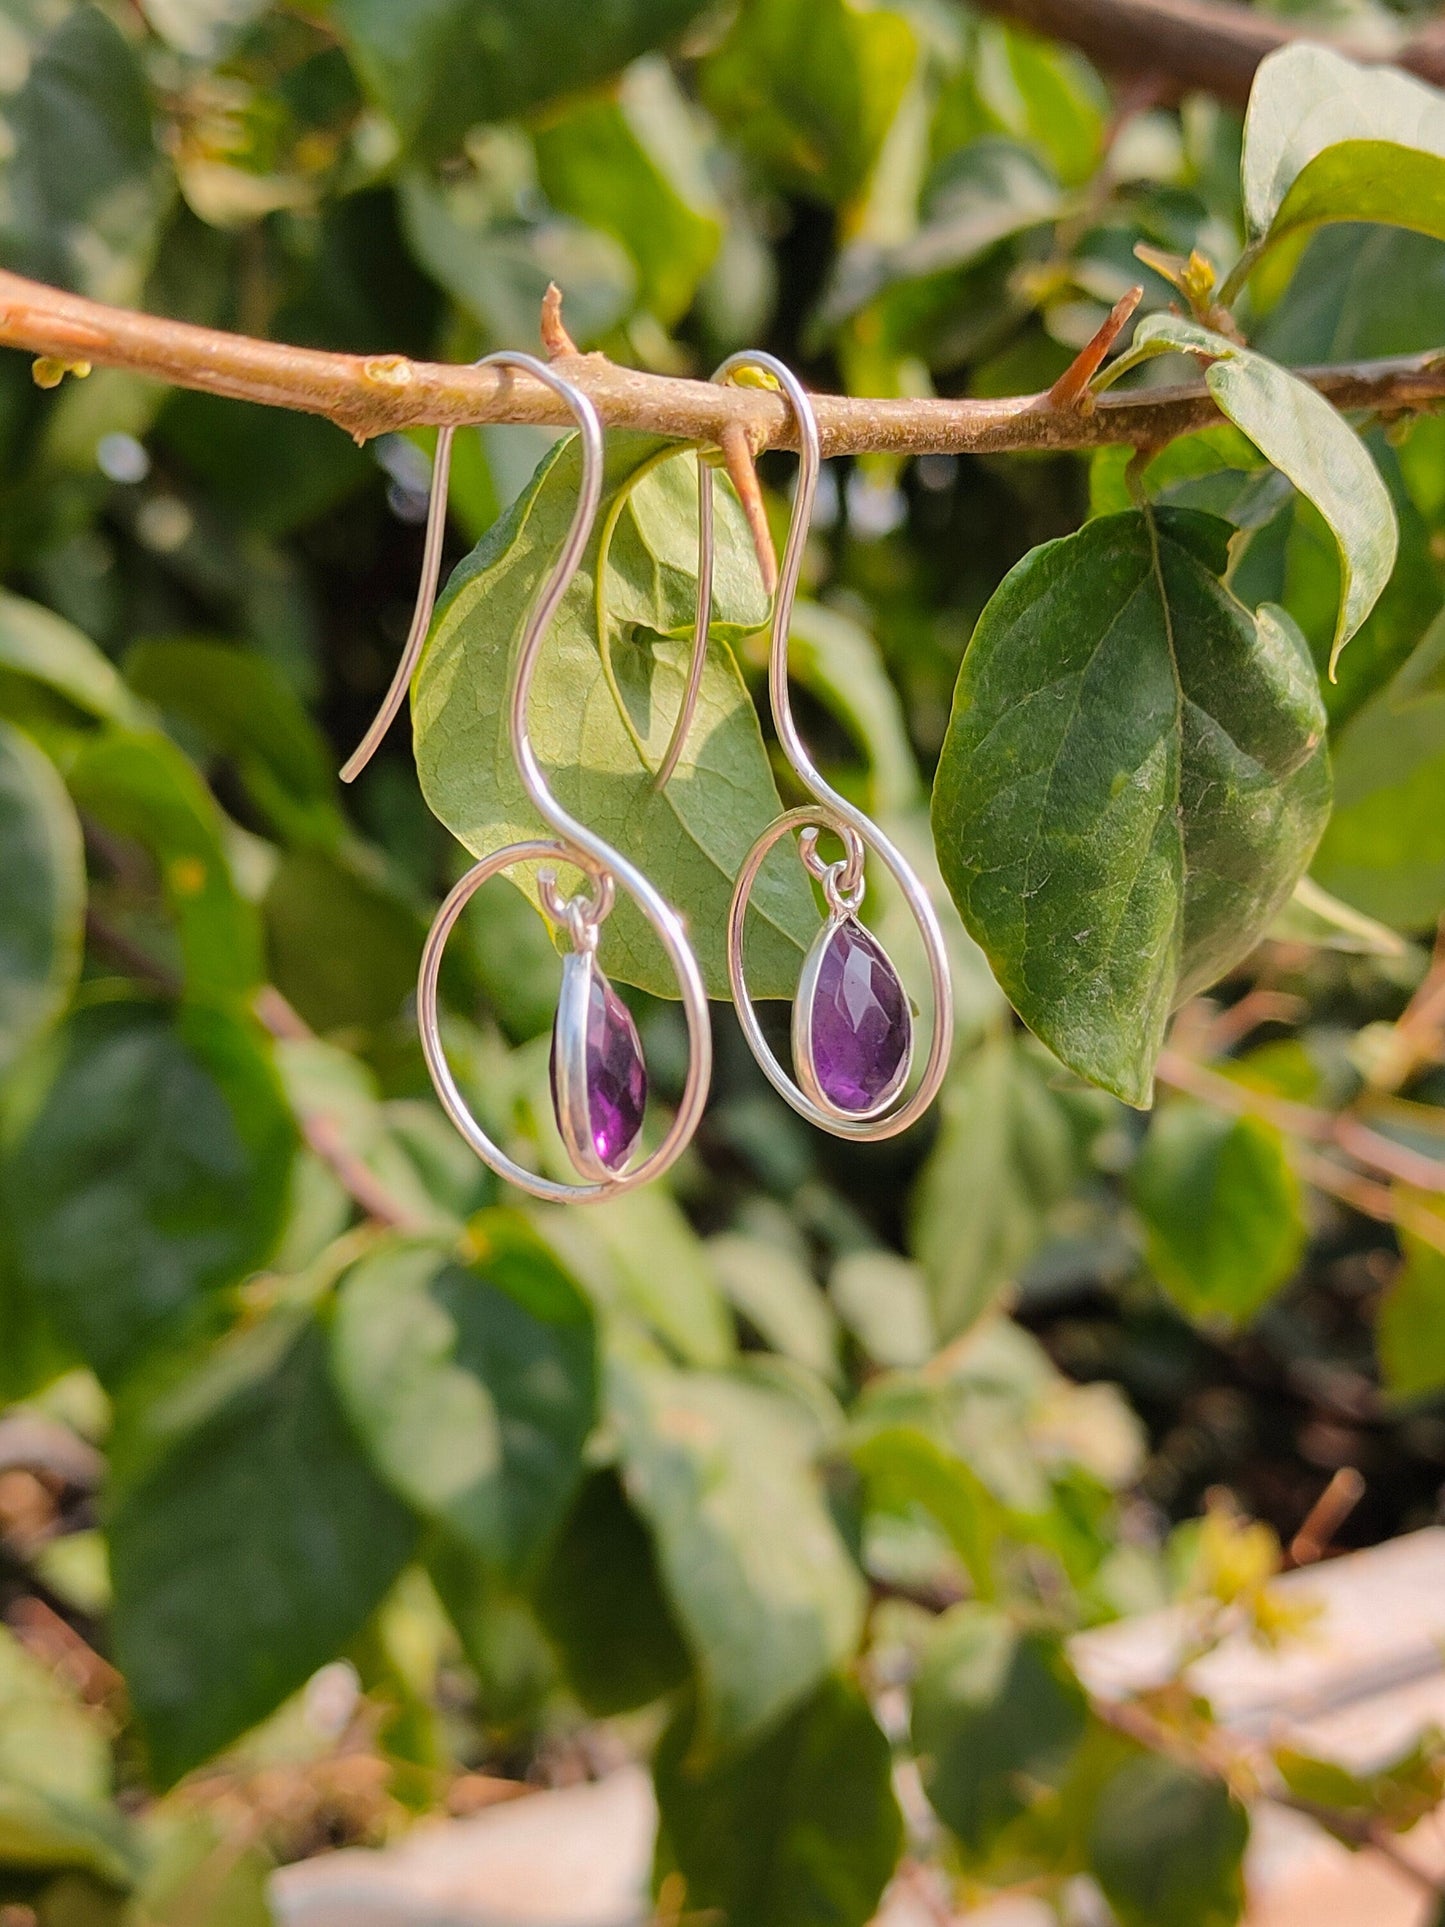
406,353 -> 712,1202
714,351 -> 954,1140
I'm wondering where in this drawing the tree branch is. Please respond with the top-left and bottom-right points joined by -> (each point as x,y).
2,270 -> 1443,461
970,0 -> 1445,106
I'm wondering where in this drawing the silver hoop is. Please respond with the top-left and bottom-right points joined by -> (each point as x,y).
350,351 -> 712,1200
418,839 -> 710,1203
704,353 -> 953,1137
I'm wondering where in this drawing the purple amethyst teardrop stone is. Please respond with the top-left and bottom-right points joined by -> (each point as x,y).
804,917 -> 910,1113
550,968 -> 647,1172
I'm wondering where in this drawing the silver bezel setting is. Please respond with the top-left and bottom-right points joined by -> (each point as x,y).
791,912 -> 914,1124
551,947 -> 619,1184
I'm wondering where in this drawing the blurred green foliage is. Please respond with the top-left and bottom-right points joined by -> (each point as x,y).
0,4 -> 1444,1925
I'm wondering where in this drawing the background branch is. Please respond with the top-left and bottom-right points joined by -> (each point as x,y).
971,0 -> 1445,104
2,270 -> 1444,460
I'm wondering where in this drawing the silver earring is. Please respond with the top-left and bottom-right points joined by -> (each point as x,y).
343,353 -> 711,1202
666,352 -> 952,1139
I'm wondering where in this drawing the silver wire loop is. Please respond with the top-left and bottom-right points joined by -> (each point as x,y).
401,356 -> 711,1201
705,353 -> 954,1139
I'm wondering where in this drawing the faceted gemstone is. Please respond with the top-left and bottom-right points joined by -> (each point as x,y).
805,917 -> 910,1112
550,967 -> 647,1172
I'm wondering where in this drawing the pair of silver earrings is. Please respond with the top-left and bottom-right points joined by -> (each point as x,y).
344,350 -> 953,1204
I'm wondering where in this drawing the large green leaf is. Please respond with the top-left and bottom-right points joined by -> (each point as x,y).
414,432 -> 816,999
1240,44 -> 1445,257
0,722 -> 83,1078
0,1626 -> 139,1890
332,0 -> 711,154
654,1676 -> 902,1927
1130,1100 -> 1305,1326
0,3 -> 172,305
1312,610 -> 1445,929
909,1033 -> 1086,1340
1255,223 -> 1445,367
609,1353 -> 864,1751
264,846 -> 427,1033
931,510 -> 1331,1104
534,57 -> 722,328
912,1603 -> 1089,1860
1,998 -> 296,1386
1106,314 -> 1396,671
68,731 -> 264,1002
330,1221 -> 596,1577
531,1469 -> 691,1716
1088,1756 -> 1247,1927
700,0 -> 916,207
109,1309 -> 418,1786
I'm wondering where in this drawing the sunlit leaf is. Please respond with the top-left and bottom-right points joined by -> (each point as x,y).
414,432 -> 817,998
932,510 -> 1330,1103
1130,1100 -> 1305,1326
1107,313 -> 1397,670
609,1352 -> 865,1750
331,1222 -> 596,1576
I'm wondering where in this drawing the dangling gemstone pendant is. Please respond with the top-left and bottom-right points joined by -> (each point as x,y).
793,915 -> 912,1118
550,951 -> 648,1179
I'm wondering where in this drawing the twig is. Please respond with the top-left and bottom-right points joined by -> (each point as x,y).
1047,286 -> 1142,411
971,0 -> 1445,106
1286,1466 -> 1366,1568
539,282 -> 580,360
251,987 -> 427,1234
3,270 -> 1445,459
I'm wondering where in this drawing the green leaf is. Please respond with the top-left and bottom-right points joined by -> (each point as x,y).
911,1603 -> 1089,1859
109,1309 -> 418,1786
968,22 -> 1108,188
398,175 -> 636,351
1130,1100 -> 1305,1326
1378,1223 -> 1445,1401
68,731 -> 264,1002
931,509 -> 1331,1104
1256,224 -> 1445,367
700,0 -> 916,207
414,432 -> 817,999
819,137 -> 1061,329
531,1469 -> 691,1716
0,594 -> 147,728
707,1232 -> 841,1384
535,58 -> 722,328
654,1676 -> 902,1927
1109,314 -> 1397,671
427,1540 -> 558,1732
852,1423 -> 1006,1599
264,847 -> 426,1033
909,1033 -> 1085,1339
828,1250 -> 935,1368
330,1220 -> 596,1577
159,395 -> 372,538
609,1353 -> 865,1751
0,4 -> 172,305
532,1185 -> 735,1367
125,640 -> 343,849
1240,44 -> 1445,256
1312,610 -> 1445,930
0,1626 -> 139,1890
1275,1735 -> 1445,1835
332,0 -> 712,154
0,722 -> 83,1078
2,998 -> 296,1386
1088,1755 -> 1247,1927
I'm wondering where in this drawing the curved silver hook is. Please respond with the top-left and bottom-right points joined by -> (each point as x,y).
716,352 -> 954,1139
407,358 -> 712,1200
341,352 -> 606,792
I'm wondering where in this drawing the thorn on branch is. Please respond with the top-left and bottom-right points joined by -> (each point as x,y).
1047,286 -> 1143,412
540,283 -> 580,360
719,419 -> 778,598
